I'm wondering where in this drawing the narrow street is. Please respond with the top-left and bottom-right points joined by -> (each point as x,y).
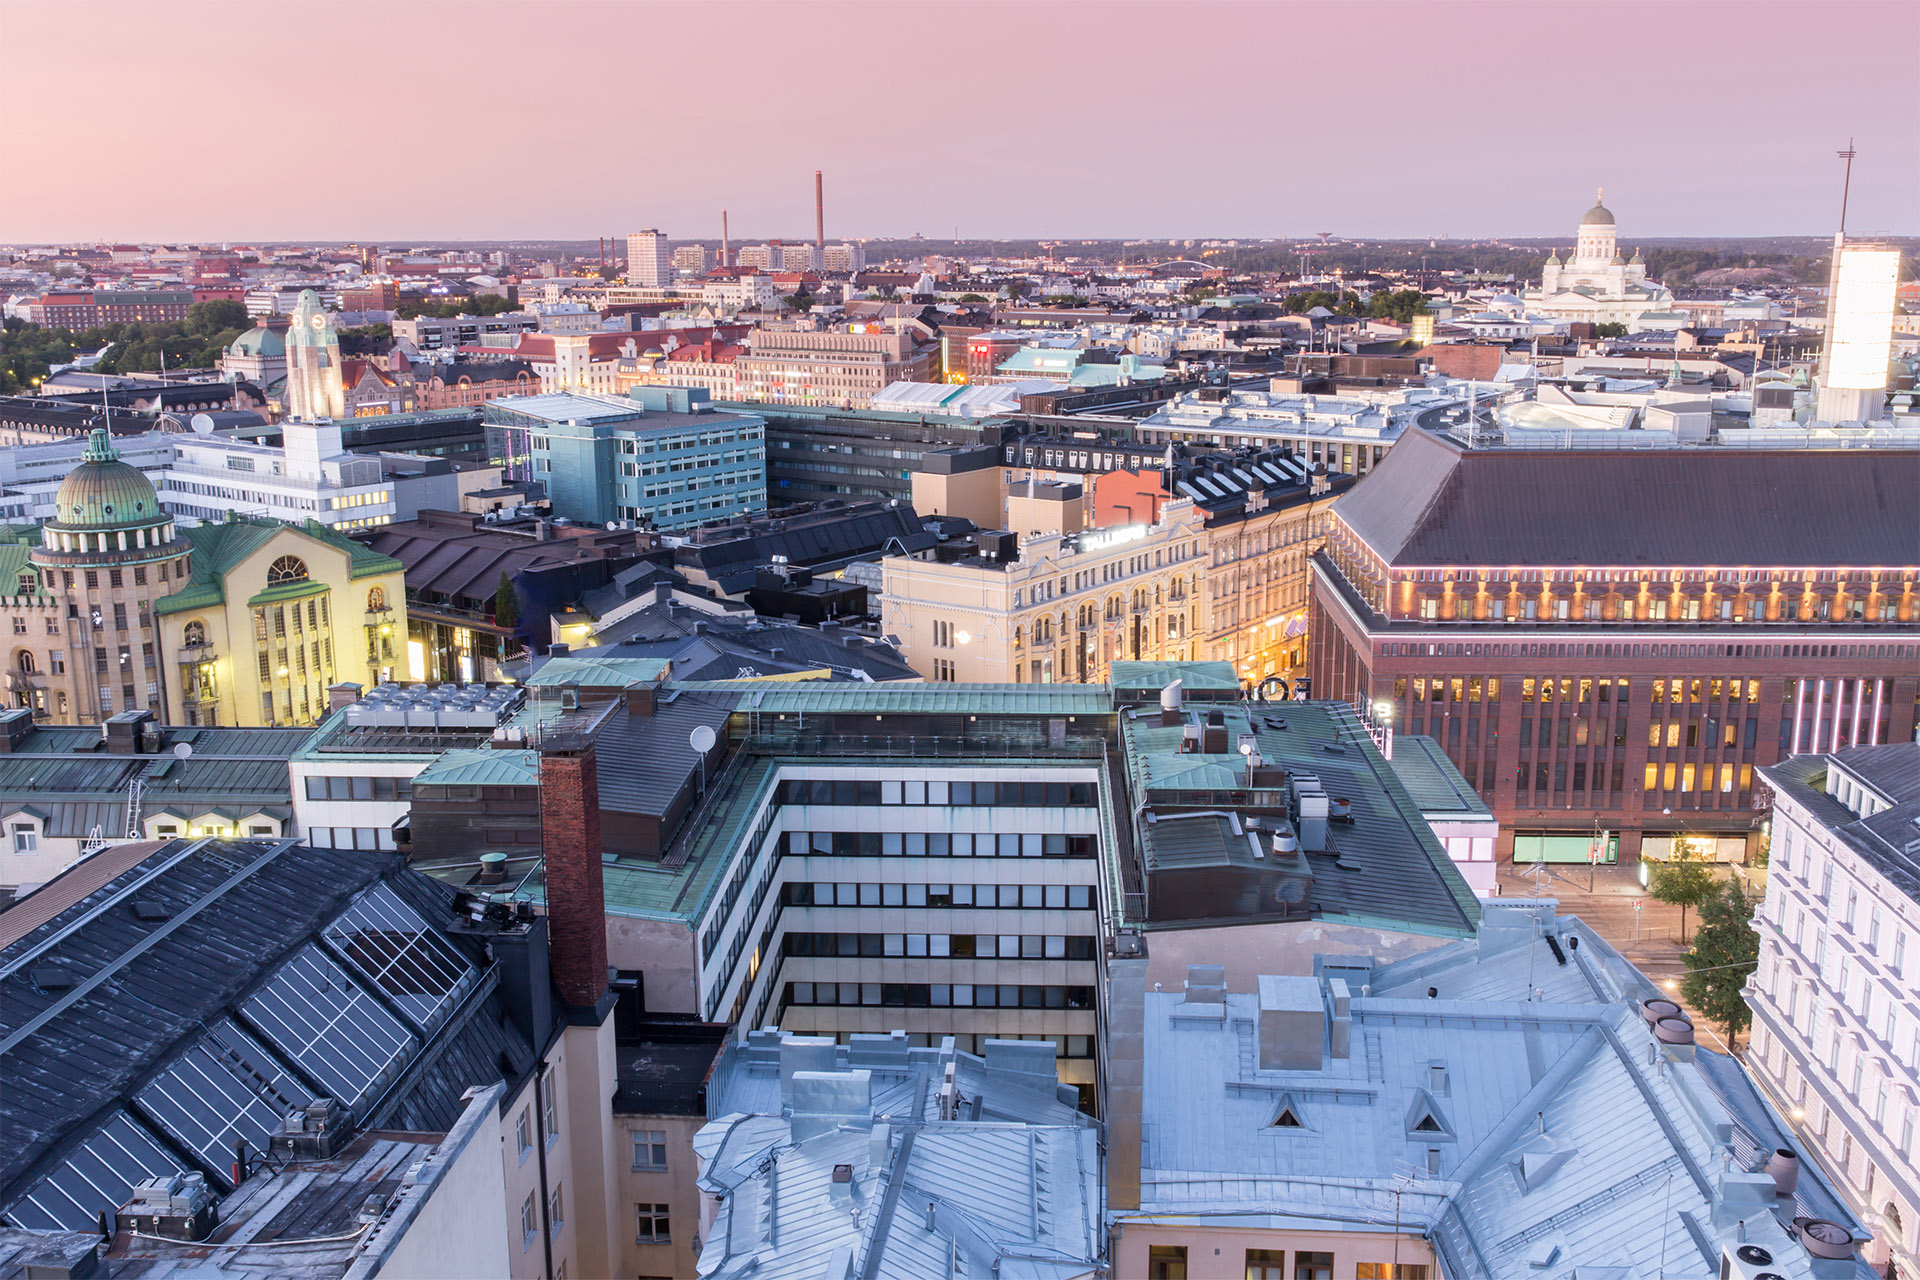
1490,857 -> 1763,1055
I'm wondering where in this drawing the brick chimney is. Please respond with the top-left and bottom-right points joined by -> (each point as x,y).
539,742 -> 609,1009
327,682 -> 364,713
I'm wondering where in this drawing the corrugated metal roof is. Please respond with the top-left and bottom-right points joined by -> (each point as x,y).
525,654 -> 673,687
1110,659 -> 1242,691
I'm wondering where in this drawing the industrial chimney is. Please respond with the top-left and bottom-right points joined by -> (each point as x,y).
815,170 -> 825,251
721,209 -> 730,269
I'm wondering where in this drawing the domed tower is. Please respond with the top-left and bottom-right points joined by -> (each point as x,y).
1575,188 -> 1616,265
28,430 -> 185,722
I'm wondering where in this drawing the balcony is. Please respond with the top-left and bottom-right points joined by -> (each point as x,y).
177,644 -> 217,665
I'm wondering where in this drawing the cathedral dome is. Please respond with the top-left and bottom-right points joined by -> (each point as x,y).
229,324 -> 286,359
51,430 -> 162,531
1580,201 -> 1615,227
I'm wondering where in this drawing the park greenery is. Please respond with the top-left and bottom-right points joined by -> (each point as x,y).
394,294 -> 517,320
1,299 -> 252,393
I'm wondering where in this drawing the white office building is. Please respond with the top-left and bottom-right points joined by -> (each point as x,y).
626,229 -> 673,287
1749,742 -> 1919,1277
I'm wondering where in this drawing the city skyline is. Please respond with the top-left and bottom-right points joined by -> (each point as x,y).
2,0 -> 1914,244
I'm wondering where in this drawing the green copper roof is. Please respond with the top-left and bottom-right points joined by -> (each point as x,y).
1109,660 -> 1241,692
156,515 -> 403,617
247,579 -> 329,606
0,542 -> 50,598
228,325 -> 286,358
51,430 -> 165,531
413,748 -> 541,788
525,654 -> 673,688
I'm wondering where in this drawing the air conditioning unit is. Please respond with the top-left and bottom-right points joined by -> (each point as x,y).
1721,1243 -> 1785,1280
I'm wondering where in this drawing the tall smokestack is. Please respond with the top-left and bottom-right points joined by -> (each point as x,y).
722,209 -> 730,269
815,170 -> 825,250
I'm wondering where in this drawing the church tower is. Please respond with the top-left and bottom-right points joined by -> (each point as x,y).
284,289 -> 345,421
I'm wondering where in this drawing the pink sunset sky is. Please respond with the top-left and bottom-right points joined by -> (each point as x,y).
2,0 -> 1915,244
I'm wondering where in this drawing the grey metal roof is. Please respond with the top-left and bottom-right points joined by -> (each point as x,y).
1122,702 -> 1481,936
696,1033 -> 1099,1280
1131,911 -> 1877,1280
1760,743 -> 1920,905
675,681 -> 1114,716
1334,427 -> 1920,567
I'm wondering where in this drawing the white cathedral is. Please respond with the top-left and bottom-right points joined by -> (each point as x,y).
1524,191 -> 1682,328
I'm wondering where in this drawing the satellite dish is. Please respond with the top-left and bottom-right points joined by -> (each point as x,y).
173,743 -> 192,761
689,724 -> 716,754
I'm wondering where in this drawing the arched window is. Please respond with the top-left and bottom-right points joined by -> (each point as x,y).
367,585 -> 385,611
183,620 -> 206,647
267,556 -> 309,585
14,650 -> 34,673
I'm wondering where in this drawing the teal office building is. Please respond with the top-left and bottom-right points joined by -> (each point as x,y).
485,386 -> 768,530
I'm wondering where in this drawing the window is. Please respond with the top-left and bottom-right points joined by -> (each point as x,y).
10,823 -> 37,854
548,1183 -> 563,1236
521,1191 -> 538,1249
1149,1246 -> 1189,1280
636,1202 -> 670,1244
1296,1252 -> 1334,1280
1249,1250 -> 1287,1280
1359,1268 -> 1429,1280
266,556 -> 310,585
367,585 -> 385,611
632,1129 -> 667,1171
541,1068 -> 558,1144
516,1108 -> 532,1162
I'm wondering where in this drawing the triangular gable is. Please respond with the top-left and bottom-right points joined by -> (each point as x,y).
1265,1093 -> 1310,1131
1406,1087 -> 1456,1142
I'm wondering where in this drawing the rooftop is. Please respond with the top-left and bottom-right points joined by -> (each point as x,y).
1128,908 -> 1875,1280
694,1032 -> 1098,1280
0,839 -> 533,1234
1334,428 -> 1920,568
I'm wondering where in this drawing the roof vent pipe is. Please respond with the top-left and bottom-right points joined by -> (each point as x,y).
1159,679 -> 1183,725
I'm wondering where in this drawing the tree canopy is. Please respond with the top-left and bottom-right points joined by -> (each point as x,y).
1,315 -> 250,392
1680,876 -> 1759,1045
1649,847 -> 1718,942
492,570 -> 520,629
395,293 -> 517,320
1366,289 -> 1429,323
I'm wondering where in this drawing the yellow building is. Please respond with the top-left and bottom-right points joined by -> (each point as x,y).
155,514 -> 406,727
6,430 -> 187,723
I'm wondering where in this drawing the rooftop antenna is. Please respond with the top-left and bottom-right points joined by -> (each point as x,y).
1836,138 -> 1857,236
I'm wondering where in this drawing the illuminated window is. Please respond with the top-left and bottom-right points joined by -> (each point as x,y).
266,556 -> 310,585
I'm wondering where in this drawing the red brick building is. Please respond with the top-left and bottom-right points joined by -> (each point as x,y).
27,290 -> 194,328
1309,429 -> 1920,865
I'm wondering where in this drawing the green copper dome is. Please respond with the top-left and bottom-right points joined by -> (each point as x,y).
1580,201 -> 1615,227
53,430 -> 163,530
228,324 -> 286,358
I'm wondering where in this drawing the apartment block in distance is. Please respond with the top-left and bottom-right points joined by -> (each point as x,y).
734,327 -> 937,409
1309,428 -> 1919,864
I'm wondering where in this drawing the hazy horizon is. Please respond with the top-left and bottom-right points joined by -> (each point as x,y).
3,0 -> 1915,245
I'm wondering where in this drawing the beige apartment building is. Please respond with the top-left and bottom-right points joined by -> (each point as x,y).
734,327 -> 938,409
883,502 -> 1210,683
896,452 -> 1350,686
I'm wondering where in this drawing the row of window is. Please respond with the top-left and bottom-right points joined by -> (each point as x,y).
786,881 -> 1095,909
303,775 -> 413,801
778,778 -> 1096,807
783,981 -> 1096,1010
787,831 -> 1098,859
783,932 -> 1098,959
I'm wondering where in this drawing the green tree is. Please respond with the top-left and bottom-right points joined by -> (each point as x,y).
1680,876 -> 1759,1045
184,299 -> 248,335
1649,844 -> 1717,942
785,292 -> 815,313
1593,322 -> 1628,338
492,571 -> 520,630
1367,289 -> 1429,324
337,324 -> 393,356
958,293 -> 988,304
